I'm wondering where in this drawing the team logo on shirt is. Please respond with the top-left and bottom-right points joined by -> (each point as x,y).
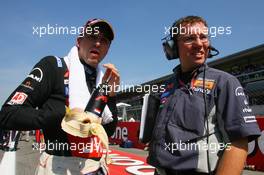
95,96 -> 108,103
94,108 -> 101,115
161,91 -> 170,98
242,108 -> 252,113
20,81 -> 34,90
243,116 -> 257,123
160,97 -> 167,104
65,86 -> 69,96
160,90 -> 172,104
244,99 -> 249,105
7,92 -> 28,105
193,79 -> 215,90
235,87 -> 245,96
64,70 -> 69,78
64,79 -> 69,85
191,78 -> 216,94
166,83 -> 174,90
27,67 -> 43,82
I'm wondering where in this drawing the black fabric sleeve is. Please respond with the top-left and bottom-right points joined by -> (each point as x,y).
103,96 -> 118,137
0,56 -> 66,130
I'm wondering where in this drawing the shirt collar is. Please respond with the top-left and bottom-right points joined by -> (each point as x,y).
80,59 -> 97,76
173,63 -> 208,75
173,63 -> 208,84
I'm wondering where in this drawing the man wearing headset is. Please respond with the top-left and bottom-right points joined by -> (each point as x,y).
147,16 -> 261,175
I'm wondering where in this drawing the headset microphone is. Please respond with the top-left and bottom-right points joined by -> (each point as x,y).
208,46 -> 219,58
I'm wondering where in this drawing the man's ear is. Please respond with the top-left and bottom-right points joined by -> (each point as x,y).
76,37 -> 82,48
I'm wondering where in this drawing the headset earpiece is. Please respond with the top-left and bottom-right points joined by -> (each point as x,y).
162,38 -> 179,60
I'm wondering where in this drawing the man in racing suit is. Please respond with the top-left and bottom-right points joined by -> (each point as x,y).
148,16 -> 261,175
0,18 -> 120,175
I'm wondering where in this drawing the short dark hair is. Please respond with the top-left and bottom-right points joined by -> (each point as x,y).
171,15 -> 208,40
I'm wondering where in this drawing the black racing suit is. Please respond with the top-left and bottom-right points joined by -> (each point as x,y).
0,56 -> 118,156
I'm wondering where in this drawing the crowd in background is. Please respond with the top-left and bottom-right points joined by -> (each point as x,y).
0,130 -> 43,151
230,63 -> 264,76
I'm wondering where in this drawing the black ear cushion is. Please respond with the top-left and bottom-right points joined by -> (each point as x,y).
162,39 -> 179,60
173,42 -> 179,59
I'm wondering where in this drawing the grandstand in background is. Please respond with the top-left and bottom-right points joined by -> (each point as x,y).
116,44 -> 264,121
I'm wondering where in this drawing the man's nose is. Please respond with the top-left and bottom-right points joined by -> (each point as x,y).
95,40 -> 101,47
193,38 -> 203,46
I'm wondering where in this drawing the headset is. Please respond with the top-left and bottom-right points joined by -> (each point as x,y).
162,29 -> 219,60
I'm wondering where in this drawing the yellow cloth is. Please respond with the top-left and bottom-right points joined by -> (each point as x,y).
61,108 -> 111,164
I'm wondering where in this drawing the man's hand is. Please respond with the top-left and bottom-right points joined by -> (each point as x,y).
102,63 -> 120,97
216,138 -> 248,175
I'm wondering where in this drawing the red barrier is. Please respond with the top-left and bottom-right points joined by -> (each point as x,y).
109,122 -> 146,149
246,116 -> 264,171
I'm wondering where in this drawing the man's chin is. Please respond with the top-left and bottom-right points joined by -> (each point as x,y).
85,59 -> 99,67
192,60 -> 206,68
194,57 -> 206,63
